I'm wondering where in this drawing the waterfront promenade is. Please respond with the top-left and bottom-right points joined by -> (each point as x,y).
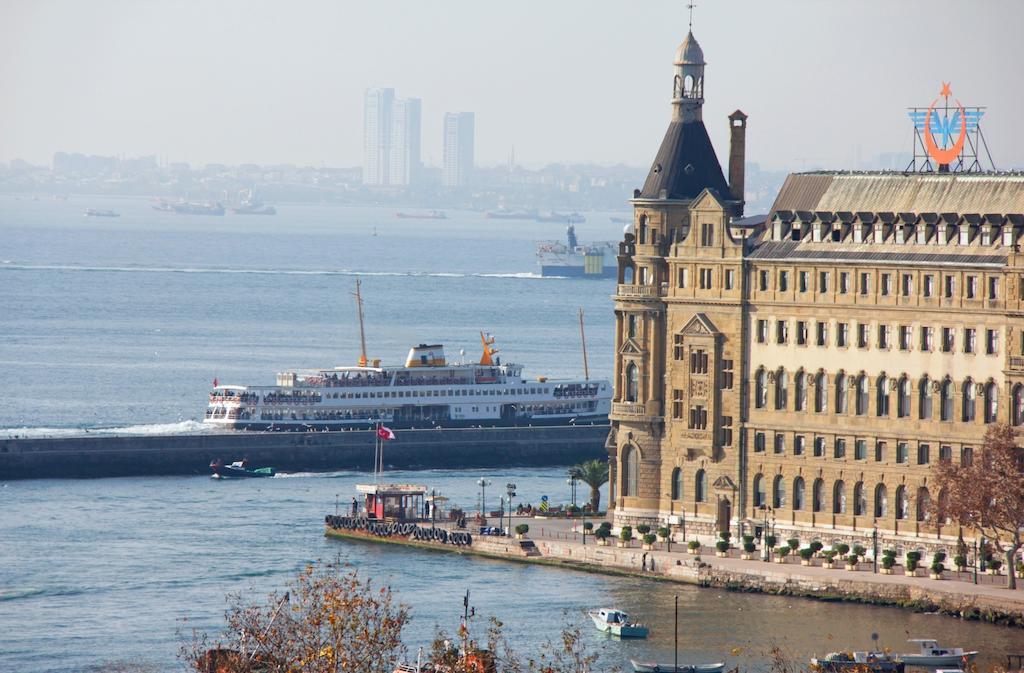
327,515 -> 1024,626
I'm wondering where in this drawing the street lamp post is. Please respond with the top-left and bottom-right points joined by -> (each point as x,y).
477,477 -> 491,518
872,523 -> 879,574
974,537 -> 980,585
760,505 -> 772,562
506,482 -> 516,536
566,475 -> 578,508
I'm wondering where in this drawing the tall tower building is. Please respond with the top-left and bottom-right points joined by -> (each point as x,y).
442,112 -> 475,188
389,97 -> 422,186
363,88 -> 394,186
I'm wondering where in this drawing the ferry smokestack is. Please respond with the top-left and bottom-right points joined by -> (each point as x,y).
728,110 -> 747,216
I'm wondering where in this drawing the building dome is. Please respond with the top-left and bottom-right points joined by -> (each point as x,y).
674,30 -> 704,65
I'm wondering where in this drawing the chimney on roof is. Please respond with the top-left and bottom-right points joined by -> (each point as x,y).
728,110 -> 747,216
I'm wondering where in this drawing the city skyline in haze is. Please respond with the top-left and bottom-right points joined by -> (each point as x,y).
2,0 -> 1022,172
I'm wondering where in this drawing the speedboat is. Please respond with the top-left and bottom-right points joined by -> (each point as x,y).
811,652 -> 904,673
589,608 -> 648,638
210,459 -> 276,479
631,660 -> 725,673
900,641 -> 978,667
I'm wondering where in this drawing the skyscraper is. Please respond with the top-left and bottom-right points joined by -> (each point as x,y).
442,112 -> 474,188
363,88 -> 421,187
389,97 -> 421,186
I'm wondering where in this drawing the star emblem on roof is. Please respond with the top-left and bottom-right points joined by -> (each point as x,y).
940,81 -> 952,98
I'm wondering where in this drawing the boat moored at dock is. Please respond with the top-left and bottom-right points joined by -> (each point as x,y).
899,641 -> 979,668
589,608 -> 649,638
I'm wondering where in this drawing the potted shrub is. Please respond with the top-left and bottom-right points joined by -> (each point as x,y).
514,523 -> 529,540
741,540 -> 756,560
906,551 -> 922,573
787,538 -> 801,554
953,554 -> 968,572
853,545 -> 867,558
594,528 -> 611,546
881,555 -> 896,575
799,548 -> 815,566
822,550 -> 837,569
933,551 -> 947,565
987,559 -> 1002,575
845,554 -> 859,571
742,534 -> 755,546
834,543 -> 851,557
687,539 -> 700,554
715,539 -> 730,557
765,534 -> 778,551
636,524 -> 652,537
930,561 -> 945,580
657,526 -> 671,543
642,533 -> 657,550
583,521 -> 594,533
774,547 -> 790,564
905,557 -> 919,577
617,526 -> 633,548
809,541 -> 824,557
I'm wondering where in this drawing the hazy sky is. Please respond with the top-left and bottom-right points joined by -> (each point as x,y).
2,0 -> 1022,171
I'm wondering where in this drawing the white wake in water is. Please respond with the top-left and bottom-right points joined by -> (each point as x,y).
1,419 -> 212,439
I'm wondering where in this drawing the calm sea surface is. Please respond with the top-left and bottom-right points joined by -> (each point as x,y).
0,198 -> 1020,672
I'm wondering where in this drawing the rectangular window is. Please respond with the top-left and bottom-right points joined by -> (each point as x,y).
720,359 -> 734,390
920,326 -> 933,351
834,438 -> 846,459
721,416 -> 733,446
689,349 -> 709,374
700,222 -> 714,246
878,324 -> 891,349
816,321 -> 828,347
923,274 -> 934,298
796,321 -> 808,346
858,272 -> 869,296
855,439 -> 867,460
964,328 -> 976,354
779,270 -> 789,292
756,319 -> 768,344
917,443 -> 930,465
699,268 -> 713,289
939,444 -> 952,462
774,434 -> 785,454
799,271 -> 809,293
896,442 -> 909,464
899,325 -> 911,350
688,405 -> 708,430
988,277 -> 999,300
724,269 -> 734,290
875,440 -> 886,462
673,334 -> 685,360
776,319 -> 788,345
961,446 -> 974,467
837,323 -> 849,348
966,275 -> 977,299
944,275 -> 955,299
881,273 -> 892,296
759,270 -> 769,292
857,323 -> 869,349
819,271 -> 830,293
672,389 -> 684,419
814,436 -> 825,457
677,267 -> 688,288
794,435 -> 806,456
839,272 -> 850,294
754,431 -> 765,452
941,327 -> 954,353
986,329 -> 998,355
901,273 -> 913,297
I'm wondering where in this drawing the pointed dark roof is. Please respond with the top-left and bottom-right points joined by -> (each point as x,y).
638,120 -> 730,200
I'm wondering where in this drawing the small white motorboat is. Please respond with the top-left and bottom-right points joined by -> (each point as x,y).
899,640 -> 978,667
589,608 -> 648,638
631,659 -> 725,673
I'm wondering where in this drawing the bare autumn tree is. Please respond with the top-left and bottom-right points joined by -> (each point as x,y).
180,563 -> 409,673
931,422 -> 1024,590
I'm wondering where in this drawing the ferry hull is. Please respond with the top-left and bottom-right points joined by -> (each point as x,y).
540,265 -> 616,279
207,414 -> 608,432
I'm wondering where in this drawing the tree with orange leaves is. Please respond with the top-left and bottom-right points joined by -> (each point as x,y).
931,423 -> 1024,590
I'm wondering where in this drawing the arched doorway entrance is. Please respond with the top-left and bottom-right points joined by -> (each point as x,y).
716,497 -> 731,534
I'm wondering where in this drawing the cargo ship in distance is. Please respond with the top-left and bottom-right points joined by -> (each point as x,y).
204,334 -> 611,431
536,223 -> 616,278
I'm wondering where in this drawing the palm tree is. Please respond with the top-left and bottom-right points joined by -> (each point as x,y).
568,459 -> 609,513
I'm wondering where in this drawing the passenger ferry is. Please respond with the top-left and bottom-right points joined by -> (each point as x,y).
204,334 -> 610,431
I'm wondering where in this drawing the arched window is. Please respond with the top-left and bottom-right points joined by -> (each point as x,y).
814,372 -> 828,413
919,376 -> 933,420
897,376 -> 911,418
792,477 -> 805,511
671,467 -> 683,500
937,487 -> 950,524
895,485 -> 908,520
940,378 -> 954,421
695,469 -> 707,502
755,369 -> 767,409
812,478 -> 825,513
874,483 -> 888,518
853,482 -> 866,516
963,378 -> 976,422
1014,384 -> 1024,426
984,382 -> 998,423
876,375 -> 890,417
753,474 -> 765,508
622,446 -> 639,497
625,363 -> 639,403
673,74 -> 682,98
795,371 -> 808,412
773,475 -> 786,508
916,487 -> 931,522
833,480 -> 847,514
856,375 -> 869,415
835,373 -> 848,414
775,370 -> 788,410
623,265 -> 635,284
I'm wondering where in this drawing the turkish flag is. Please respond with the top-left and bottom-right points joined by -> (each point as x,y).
377,426 -> 396,441
213,378 -> 219,388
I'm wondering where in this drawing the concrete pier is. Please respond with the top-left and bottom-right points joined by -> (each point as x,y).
0,424 -> 608,480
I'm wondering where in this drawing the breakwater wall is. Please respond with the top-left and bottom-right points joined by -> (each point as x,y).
0,424 -> 608,480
